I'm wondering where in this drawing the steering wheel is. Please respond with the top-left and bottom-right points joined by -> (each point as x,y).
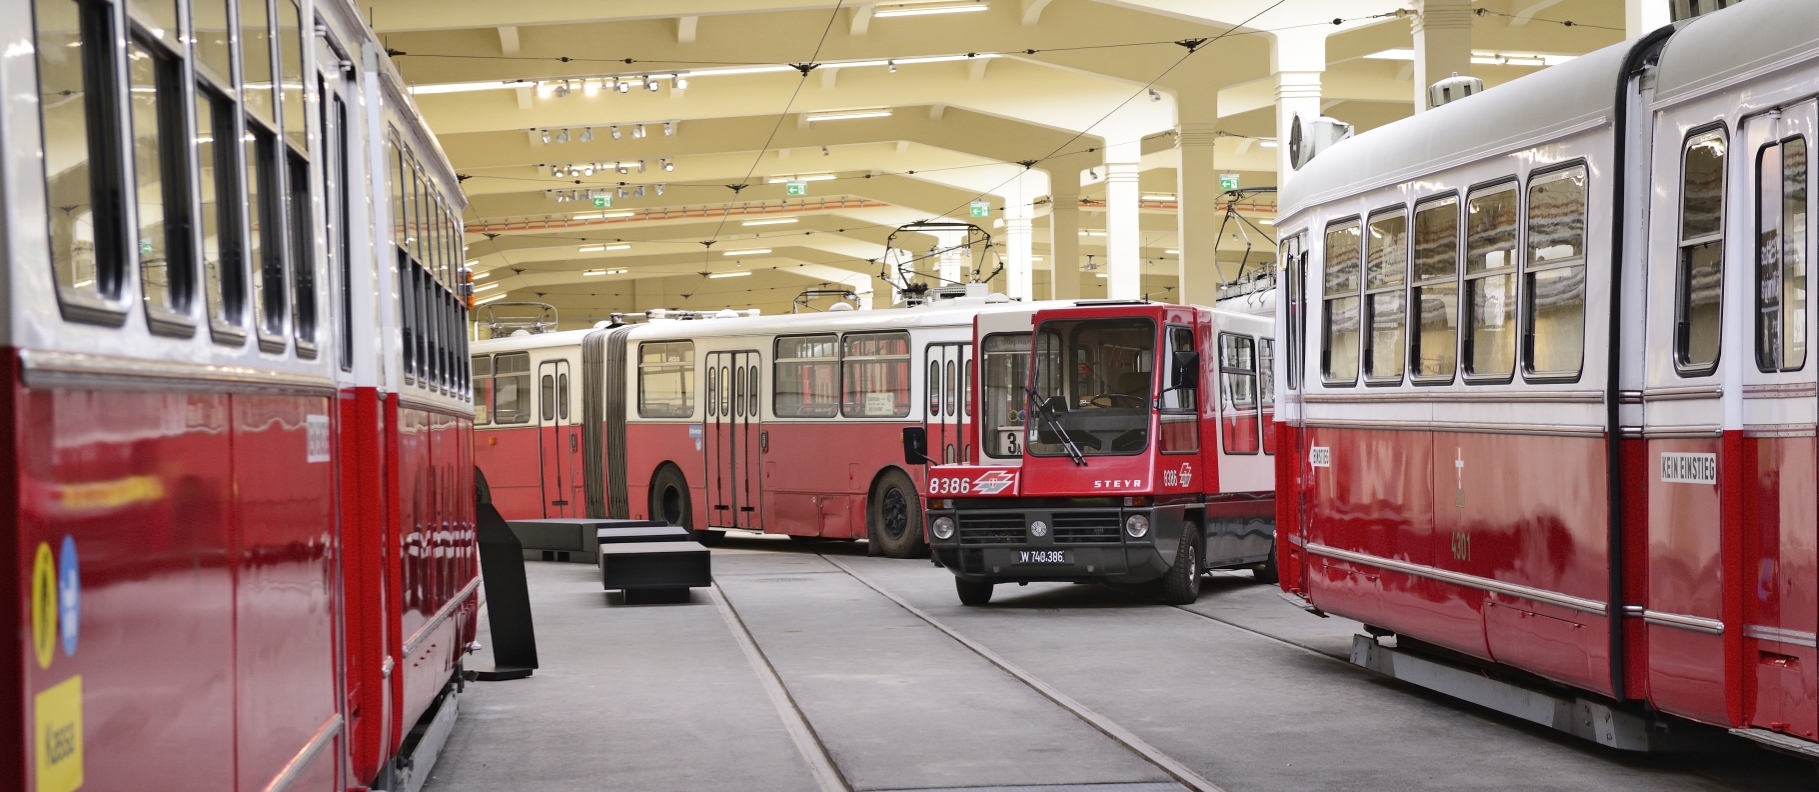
1087,393 -> 1146,409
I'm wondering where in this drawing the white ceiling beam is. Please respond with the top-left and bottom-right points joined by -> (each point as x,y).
496,25 -> 519,55
1020,0 -> 1054,26
850,3 -> 876,35
968,58 -> 989,81
676,15 -> 698,42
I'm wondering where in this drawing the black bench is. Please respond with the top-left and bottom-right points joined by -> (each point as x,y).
507,518 -> 668,564
600,541 -> 712,604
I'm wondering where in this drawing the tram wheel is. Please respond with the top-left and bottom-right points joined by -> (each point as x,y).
956,578 -> 995,606
1157,523 -> 1202,605
868,469 -> 927,559
650,465 -> 723,546
1253,542 -> 1280,585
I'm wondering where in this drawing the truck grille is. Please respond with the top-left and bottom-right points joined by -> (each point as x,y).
958,514 -> 1026,545
1052,511 -> 1122,544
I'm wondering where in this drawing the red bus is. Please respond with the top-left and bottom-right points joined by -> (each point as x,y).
1274,0 -> 1819,754
472,295 -> 1041,557
3,2 -> 478,790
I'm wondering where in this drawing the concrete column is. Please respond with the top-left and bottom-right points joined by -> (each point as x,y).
1412,0 -> 1474,112
1103,140 -> 1141,300
1047,183 -> 1081,300
1271,28 -> 1327,183
1175,123 -> 1224,306
935,228 -> 966,286
1006,210 -> 1033,301
1626,0 -> 1671,38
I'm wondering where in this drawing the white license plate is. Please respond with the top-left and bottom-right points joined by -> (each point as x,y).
1017,550 -> 1070,564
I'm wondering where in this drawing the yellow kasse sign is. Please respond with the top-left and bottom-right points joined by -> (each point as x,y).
35,675 -> 83,792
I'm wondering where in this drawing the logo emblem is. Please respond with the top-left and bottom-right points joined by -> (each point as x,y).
1178,463 -> 1193,488
1029,520 -> 1048,537
972,470 -> 1016,495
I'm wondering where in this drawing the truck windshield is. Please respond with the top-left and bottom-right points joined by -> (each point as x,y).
981,333 -> 1030,458
1029,317 -> 1155,456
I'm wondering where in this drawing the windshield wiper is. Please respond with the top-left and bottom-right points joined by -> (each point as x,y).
1027,388 -> 1087,466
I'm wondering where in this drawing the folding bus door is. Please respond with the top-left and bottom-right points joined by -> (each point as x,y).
706,351 -> 764,530
925,343 -> 972,465
537,359 -> 576,517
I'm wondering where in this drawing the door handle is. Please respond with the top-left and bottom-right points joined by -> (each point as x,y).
570,434 -> 577,451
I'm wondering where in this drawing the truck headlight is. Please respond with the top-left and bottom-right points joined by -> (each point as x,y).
1124,514 -> 1149,539
932,516 -> 956,540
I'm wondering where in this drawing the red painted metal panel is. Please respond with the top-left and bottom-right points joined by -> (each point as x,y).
1645,436 -> 1730,724
473,425 -> 542,519
1743,435 -> 1817,739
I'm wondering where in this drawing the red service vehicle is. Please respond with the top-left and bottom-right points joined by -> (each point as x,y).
1273,0 -> 1819,755
920,299 -> 1276,605
472,294 -> 1042,558
2,1 -> 479,790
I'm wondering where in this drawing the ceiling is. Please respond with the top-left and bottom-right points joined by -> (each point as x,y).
370,0 -> 1630,328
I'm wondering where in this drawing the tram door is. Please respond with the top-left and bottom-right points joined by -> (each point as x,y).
925,343 -> 972,465
538,360 -> 577,517
706,351 -> 763,530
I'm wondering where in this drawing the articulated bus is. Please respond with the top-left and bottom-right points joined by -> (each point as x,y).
472,294 -> 1047,558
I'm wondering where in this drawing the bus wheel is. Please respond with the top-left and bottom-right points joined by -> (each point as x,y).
1253,542 -> 1279,585
869,469 -> 926,559
956,578 -> 994,606
651,465 -> 722,546
1158,523 -> 1201,605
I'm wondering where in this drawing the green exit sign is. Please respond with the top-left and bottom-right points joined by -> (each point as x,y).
786,181 -> 807,196
1219,173 -> 1240,190
593,195 -> 611,208
969,201 -> 989,217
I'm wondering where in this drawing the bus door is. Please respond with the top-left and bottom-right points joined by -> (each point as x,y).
706,350 -> 763,530
925,343 -> 972,465
537,359 -> 576,517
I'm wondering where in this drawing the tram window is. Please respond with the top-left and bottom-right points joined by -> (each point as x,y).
749,365 -> 759,416
278,0 -> 304,149
1410,196 -> 1460,381
398,258 -> 414,382
774,335 -> 838,417
705,364 -> 718,418
391,139 -> 407,252
248,129 -> 287,339
492,353 -> 530,423
1464,182 -> 1519,379
638,341 -> 695,418
1321,221 -> 1361,384
35,0 -> 128,309
1524,166 -> 1588,379
1220,333 -> 1260,455
945,359 -> 958,417
981,333 -> 1030,459
239,0 -> 273,123
1281,234 -> 1304,391
1258,338 -> 1276,455
327,92 -> 353,370
288,151 -> 317,350
1678,130 -> 1727,374
196,92 -> 244,329
926,360 -> 941,417
842,332 -> 911,418
1757,137 -> 1807,372
1364,210 -> 1408,383
1160,326 -> 1199,454
540,374 -> 555,421
126,34 -> 194,319
472,355 -> 493,424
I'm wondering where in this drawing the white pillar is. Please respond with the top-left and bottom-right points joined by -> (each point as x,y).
1104,139 -> 1141,300
1626,0 -> 1671,38
1412,0 -> 1473,112
1175,123 -> 1222,305
1271,28 -> 1326,184
936,228 -> 966,286
1006,212 -> 1033,301
1045,175 -> 1082,300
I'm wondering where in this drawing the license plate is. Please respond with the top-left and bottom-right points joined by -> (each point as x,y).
1017,550 -> 1070,564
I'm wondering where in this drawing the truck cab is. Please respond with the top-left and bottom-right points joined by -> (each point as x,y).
915,300 -> 1277,605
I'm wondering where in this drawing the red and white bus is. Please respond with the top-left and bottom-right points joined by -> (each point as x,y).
3,1 -> 477,789
1274,0 -> 1819,753
472,294 -> 1041,557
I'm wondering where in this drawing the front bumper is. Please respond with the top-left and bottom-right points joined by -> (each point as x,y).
926,501 -> 1185,584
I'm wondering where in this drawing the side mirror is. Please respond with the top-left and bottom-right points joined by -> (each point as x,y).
902,426 -> 929,465
1170,350 -> 1201,389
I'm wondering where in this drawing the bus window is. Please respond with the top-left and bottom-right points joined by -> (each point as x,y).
981,333 -> 1029,459
472,355 -> 493,424
492,352 -> 531,423
37,0 -> 128,310
775,335 -> 838,417
927,359 -> 942,417
127,32 -> 193,318
1365,209 -> 1408,383
1678,130 -> 1726,374
1322,221 -> 1361,384
1757,137 -> 1807,372
1524,165 -> 1588,379
1411,196 -> 1460,380
842,332 -> 910,418
1160,325 -> 1199,454
1221,333 -> 1260,454
540,374 -> 555,421
1029,318 -> 1153,456
639,341 -> 695,418
1465,181 -> 1519,379
559,371 -> 570,420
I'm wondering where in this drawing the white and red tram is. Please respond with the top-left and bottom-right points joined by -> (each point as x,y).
472,295 -> 1038,558
1274,0 -> 1819,752
3,0 -> 477,789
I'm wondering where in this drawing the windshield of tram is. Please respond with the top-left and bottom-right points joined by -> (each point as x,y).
1028,318 -> 1155,457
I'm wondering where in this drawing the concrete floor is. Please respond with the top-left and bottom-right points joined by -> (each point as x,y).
424,535 -> 1818,792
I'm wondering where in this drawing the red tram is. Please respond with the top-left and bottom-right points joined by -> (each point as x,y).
3,1 -> 478,790
1274,0 -> 1819,754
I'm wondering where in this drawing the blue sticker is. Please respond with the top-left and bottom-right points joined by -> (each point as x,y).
688,424 -> 703,438
58,536 -> 79,657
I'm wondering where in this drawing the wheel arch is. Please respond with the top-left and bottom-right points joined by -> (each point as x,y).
863,464 -> 920,536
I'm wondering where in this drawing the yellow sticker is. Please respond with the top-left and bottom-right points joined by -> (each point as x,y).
34,675 -> 83,792
31,543 -> 56,670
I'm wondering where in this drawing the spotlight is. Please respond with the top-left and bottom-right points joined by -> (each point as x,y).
637,160 -> 646,173
617,186 -> 628,198
555,80 -> 571,98
580,127 -> 594,142
888,59 -> 897,73
541,129 -> 551,144
556,129 -> 570,144
1089,168 -> 1098,179
644,75 -> 658,91
663,122 -> 675,136
584,79 -> 600,96
582,164 -> 595,176
635,185 -> 645,197
661,158 -> 674,172
822,146 -> 829,157
675,77 -> 688,89
1148,88 -> 1160,102
616,80 -> 630,93
610,125 -> 621,140
536,81 -> 555,98
633,124 -> 646,139
656,183 -> 665,195
616,162 -> 630,175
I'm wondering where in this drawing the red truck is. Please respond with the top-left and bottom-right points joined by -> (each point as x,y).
910,299 -> 1277,605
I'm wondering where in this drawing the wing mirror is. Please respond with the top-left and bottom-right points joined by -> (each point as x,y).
902,426 -> 930,465
1170,350 -> 1201,390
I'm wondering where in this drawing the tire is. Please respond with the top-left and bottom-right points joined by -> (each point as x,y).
956,577 -> 995,606
1157,523 -> 1202,605
650,465 -> 723,546
868,469 -> 926,559
1253,541 -> 1280,585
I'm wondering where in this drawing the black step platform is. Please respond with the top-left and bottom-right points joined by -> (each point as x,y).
600,541 -> 712,603
596,525 -> 692,545
507,518 -> 668,564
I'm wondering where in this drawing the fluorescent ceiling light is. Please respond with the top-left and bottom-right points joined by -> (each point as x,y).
465,259 -> 481,267
584,268 -> 629,276
875,2 -> 989,17
1029,256 -> 1044,261
766,174 -> 837,183
1258,139 -> 1278,148
804,110 -> 891,122
1079,230 -> 1107,237
578,244 -> 632,253
1259,219 -> 1275,225
410,80 -> 524,95
573,211 -> 635,220
1364,48 -> 1576,67
1164,249 -> 1179,255
474,283 -> 500,292
1142,194 -> 1176,201
708,271 -> 753,278
471,269 -> 489,279
724,248 -> 771,256
476,293 -> 510,305
743,218 -> 799,226
1094,273 -> 1109,278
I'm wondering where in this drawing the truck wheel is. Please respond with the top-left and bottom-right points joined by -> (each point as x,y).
869,469 -> 926,559
650,465 -> 723,546
1158,523 -> 1202,605
1253,542 -> 1279,584
956,578 -> 995,606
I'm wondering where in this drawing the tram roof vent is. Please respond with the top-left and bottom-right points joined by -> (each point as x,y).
1427,73 -> 1485,109
476,302 -> 559,337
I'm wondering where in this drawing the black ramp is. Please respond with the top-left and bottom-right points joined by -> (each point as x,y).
477,500 -> 539,677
